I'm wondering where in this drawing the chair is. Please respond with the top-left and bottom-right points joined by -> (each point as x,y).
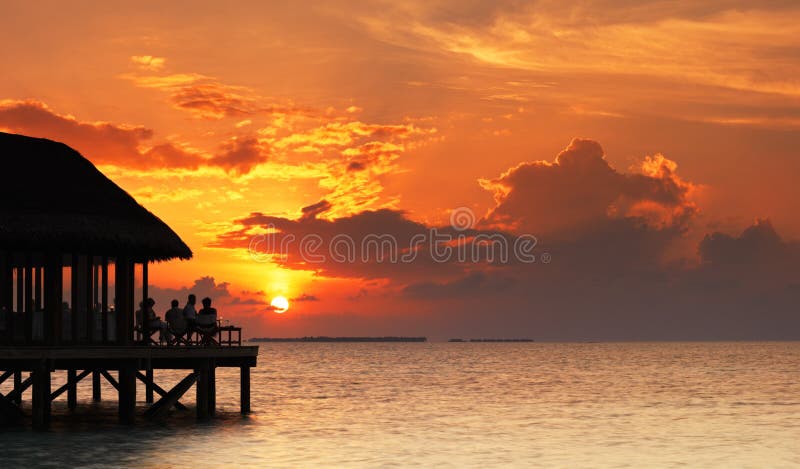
195,324 -> 219,346
168,324 -> 190,346
134,324 -> 159,345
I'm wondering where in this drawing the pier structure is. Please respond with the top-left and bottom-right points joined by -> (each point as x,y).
0,132 -> 257,429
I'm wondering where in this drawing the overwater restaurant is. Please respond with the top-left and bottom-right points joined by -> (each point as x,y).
0,132 -> 257,429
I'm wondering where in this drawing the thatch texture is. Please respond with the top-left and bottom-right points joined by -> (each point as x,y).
0,132 -> 192,261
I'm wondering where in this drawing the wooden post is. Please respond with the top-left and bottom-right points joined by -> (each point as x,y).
209,360 -> 216,417
34,267 -> 42,312
101,257 -> 108,344
0,251 -> 10,343
13,370 -> 22,405
196,360 -> 210,419
71,254 -> 79,343
32,359 -> 51,430
240,366 -> 251,414
67,369 -> 77,410
118,362 -> 136,424
85,255 -> 94,343
24,259 -> 33,342
115,257 -> 134,345
145,364 -> 154,403
44,252 -> 63,346
141,261 -> 149,343
92,370 -> 101,402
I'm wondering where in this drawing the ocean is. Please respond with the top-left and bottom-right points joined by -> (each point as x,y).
2,342 -> 799,467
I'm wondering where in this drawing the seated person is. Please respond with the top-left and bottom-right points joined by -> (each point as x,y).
196,297 -> 218,328
165,299 -> 187,334
145,298 -> 171,344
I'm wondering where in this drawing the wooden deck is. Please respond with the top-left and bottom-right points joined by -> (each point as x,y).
0,345 -> 258,369
0,345 -> 258,429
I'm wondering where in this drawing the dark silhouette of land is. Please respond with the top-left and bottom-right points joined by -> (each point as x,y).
250,336 -> 427,342
449,338 -> 534,342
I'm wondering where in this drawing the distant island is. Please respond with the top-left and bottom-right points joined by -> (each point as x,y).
249,336 -> 427,342
449,338 -> 534,342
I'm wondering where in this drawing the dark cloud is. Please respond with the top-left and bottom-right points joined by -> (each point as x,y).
0,100 -> 201,169
292,293 -> 320,302
212,136 -> 266,173
480,138 -> 698,236
214,139 -> 800,339
301,200 -> 333,220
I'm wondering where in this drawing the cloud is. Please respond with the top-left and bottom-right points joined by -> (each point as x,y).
147,276 -> 265,311
124,72 -> 258,119
0,99 -> 202,169
212,136 -> 267,173
130,55 -> 166,71
480,138 -> 698,236
213,138 -> 800,339
292,293 -> 320,302
699,218 -> 798,267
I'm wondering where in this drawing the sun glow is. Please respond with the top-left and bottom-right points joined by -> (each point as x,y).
270,295 -> 290,313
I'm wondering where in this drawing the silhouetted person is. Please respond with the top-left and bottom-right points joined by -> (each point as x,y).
146,298 -> 171,344
197,297 -> 217,327
183,294 -> 197,341
165,299 -> 186,336
197,297 -> 218,345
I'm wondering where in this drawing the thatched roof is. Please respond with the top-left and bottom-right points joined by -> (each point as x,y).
0,132 -> 192,261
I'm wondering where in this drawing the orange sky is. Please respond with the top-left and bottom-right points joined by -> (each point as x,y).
2,1 -> 800,339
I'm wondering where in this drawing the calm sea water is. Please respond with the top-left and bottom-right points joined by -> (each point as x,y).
1,342 -> 799,467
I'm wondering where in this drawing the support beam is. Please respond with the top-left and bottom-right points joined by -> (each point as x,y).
145,363 -> 154,403
0,392 -> 24,425
143,372 -> 196,420
32,359 -> 51,430
85,255 -> 94,343
208,362 -> 216,417
71,254 -> 79,344
101,257 -> 108,344
0,370 -> 13,385
92,370 -> 101,402
100,369 -> 119,390
6,375 -> 32,403
24,259 -> 33,341
118,363 -> 136,424
67,369 -> 77,410
115,257 -> 134,345
34,267 -> 42,313
240,366 -> 251,414
136,371 -> 188,411
196,360 -> 210,420
13,371 -> 22,404
51,369 -> 92,401
44,252 -> 63,346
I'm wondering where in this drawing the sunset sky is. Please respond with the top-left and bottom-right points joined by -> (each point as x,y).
2,1 -> 799,339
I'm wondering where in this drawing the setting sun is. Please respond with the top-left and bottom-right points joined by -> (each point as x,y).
270,296 -> 290,313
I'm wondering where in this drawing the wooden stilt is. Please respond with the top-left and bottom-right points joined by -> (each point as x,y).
0,392 -> 24,424
32,359 -> 51,430
240,366 -> 251,414
118,363 -> 136,424
196,360 -> 210,420
92,370 -> 101,401
67,369 -> 77,410
6,375 -> 32,403
208,361 -> 216,417
145,363 -> 154,403
51,369 -> 91,400
13,370 -> 22,405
